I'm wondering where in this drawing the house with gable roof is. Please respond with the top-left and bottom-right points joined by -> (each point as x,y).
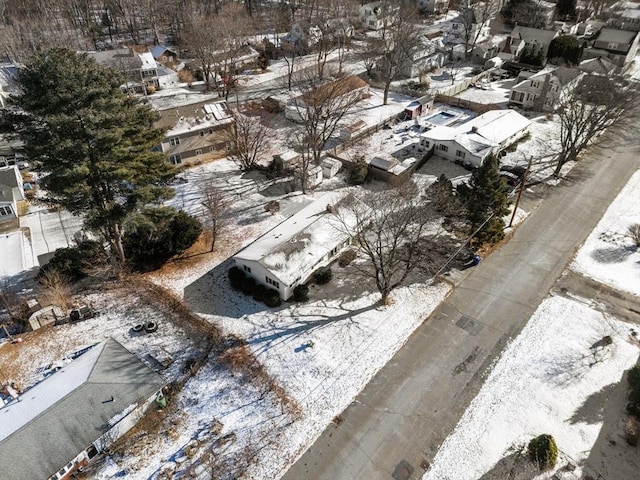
498,26 -> 559,63
418,110 -> 531,167
509,66 -> 584,111
156,100 -> 236,165
0,338 -> 165,480
233,193 -> 354,300
583,28 -> 639,68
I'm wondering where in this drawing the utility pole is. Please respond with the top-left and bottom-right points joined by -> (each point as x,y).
509,155 -> 533,228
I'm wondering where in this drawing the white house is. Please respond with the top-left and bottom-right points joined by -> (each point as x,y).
0,165 -> 24,227
0,338 -> 165,480
233,193 -> 352,300
417,0 -> 450,13
359,1 -> 397,30
418,110 -> 532,167
509,66 -> 584,111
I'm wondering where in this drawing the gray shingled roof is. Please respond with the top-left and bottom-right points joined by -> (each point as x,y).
0,339 -> 164,480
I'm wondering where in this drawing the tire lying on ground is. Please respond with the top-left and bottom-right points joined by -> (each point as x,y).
132,323 -> 144,333
145,321 -> 158,333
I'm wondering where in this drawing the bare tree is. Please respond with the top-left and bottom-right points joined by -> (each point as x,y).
332,182 -> 444,304
182,15 -> 221,91
554,74 -> 640,177
201,181 -> 230,252
39,270 -> 74,316
458,0 -> 499,58
225,107 -> 273,171
373,6 -> 423,105
289,72 -> 364,192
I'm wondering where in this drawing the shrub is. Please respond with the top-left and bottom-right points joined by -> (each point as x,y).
38,240 -> 107,282
123,207 -> 202,271
241,276 -> 256,295
528,434 -> 558,471
263,289 -> 281,307
628,364 -> 640,393
228,267 -> 245,290
314,266 -> 332,284
349,161 -> 368,185
338,249 -> 357,267
253,283 -> 267,301
629,224 -> 640,248
293,284 -> 309,302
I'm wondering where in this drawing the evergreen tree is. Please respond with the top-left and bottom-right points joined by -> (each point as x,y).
548,35 -> 582,66
457,155 -> 511,245
2,48 -> 175,270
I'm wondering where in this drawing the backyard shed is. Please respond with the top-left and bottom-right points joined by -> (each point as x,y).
321,158 -> 342,178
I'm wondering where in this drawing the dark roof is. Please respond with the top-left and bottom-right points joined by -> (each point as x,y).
510,26 -> 558,46
0,339 -> 165,480
596,28 -> 638,46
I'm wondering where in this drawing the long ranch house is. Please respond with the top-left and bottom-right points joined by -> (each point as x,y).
233,194 -> 352,300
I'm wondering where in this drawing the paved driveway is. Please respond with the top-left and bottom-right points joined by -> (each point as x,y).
281,137 -> 640,479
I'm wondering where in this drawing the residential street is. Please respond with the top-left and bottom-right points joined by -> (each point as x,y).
281,135 -> 640,479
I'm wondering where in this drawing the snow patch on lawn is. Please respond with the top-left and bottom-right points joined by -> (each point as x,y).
423,295 -> 640,480
571,169 -> 640,296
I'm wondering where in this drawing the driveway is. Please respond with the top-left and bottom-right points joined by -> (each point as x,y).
281,136 -> 640,479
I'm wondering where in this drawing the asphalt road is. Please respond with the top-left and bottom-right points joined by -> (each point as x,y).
281,138 -> 640,480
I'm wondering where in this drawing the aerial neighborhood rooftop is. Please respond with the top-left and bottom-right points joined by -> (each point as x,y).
0,0 -> 639,479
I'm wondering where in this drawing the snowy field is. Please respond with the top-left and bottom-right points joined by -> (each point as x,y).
571,169 -> 640,297
152,167 -> 452,478
424,295 -> 640,480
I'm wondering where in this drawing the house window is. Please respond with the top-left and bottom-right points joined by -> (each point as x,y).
209,146 -> 216,152
199,131 -> 205,137
369,20 -> 375,26
208,129 -> 213,134
531,81 -> 539,88
169,154 -> 182,165
437,144 -> 448,152
455,150 -> 466,159
265,276 -> 280,289
607,42 -> 619,50
169,137 -> 180,146
0,206 -> 12,216
243,265 -> 251,273
195,149 -> 203,156
423,140 -> 430,148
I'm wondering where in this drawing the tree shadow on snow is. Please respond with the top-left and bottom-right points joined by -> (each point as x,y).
591,246 -> 634,264
569,382 -> 618,425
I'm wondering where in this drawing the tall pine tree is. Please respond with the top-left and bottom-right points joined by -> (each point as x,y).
2,48 -> 175,270
458,155 -> 511,245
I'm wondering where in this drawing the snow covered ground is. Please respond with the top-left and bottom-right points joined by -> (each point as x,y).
571,169 -> 640,297
423,168 -> 640,480
424,295 -> 640,480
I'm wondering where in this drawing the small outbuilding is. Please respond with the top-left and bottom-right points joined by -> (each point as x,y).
321,157 -> 342,178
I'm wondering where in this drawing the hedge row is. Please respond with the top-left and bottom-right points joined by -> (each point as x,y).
228,267 -> 281,307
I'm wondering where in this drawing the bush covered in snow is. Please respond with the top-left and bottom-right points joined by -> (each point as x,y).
528,434 -> 558,471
